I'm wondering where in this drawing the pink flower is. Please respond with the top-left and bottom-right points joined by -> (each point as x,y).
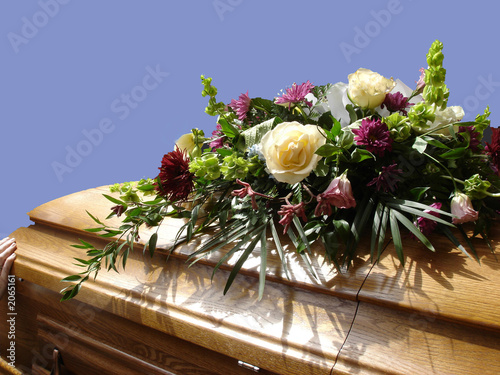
451,192 -> 478,224
315,172 -> 356,216
275,81 -> 315,109
229,91 -> 251,120
231,179 -> 272,210
415,202 -> 442,235
209,123 -> 225,150
352,118 -> 393,157
416,67 -> 426,92
278,201 -> 307,234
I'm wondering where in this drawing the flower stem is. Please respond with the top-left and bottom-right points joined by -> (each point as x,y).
441,175 -> 500,197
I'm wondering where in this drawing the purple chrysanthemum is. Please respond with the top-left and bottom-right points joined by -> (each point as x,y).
415,202 -> 442,236
275,81 -> 315,109
486,127 -> 500,176
352,118 -> 393,157
458,125 -> 481,152
381,92 -> 413,115
367,164 -> 403,192
229,91 -> 251,120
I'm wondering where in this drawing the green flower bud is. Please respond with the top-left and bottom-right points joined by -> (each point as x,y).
423,40 -> 449,110
189,153 -> 221,180
408,102 -> 436,132
463,174 -> 491,200
221,153 -> 250,181
383,113 -> 412,142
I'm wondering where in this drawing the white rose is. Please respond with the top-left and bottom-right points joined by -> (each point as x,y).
416,105 -> 465,136
260,121 -> 326,184
348,68 -> 396,109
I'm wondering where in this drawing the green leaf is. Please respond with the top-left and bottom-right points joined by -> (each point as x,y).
86,211 -> 105,226
148,233 -> 158,257
350,148 -> 374,162
422,136 -> 450,149
102,194 -> 125,206
391,209 -> 435,252
438,224 -> 475,261
258,230 -> 267,301
84,227 -> 104,233
216,148 -> 233,157
439,147 -> 467,160
219,118 -> 239,138
241,117 -> 279,148
223,228 -> 263,295
315,143 -> 341,157
389,209 -> 404,265
61,275 -> 82,282
269,218 -> 290,279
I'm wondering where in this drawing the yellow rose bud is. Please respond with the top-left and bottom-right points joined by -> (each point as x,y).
348,68 -> 396,109
175,133 -> 202,155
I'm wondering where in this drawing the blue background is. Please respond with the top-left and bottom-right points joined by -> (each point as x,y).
1,0 -> 499,237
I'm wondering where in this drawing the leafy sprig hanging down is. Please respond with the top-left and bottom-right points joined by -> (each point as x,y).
61,40 -> 500,301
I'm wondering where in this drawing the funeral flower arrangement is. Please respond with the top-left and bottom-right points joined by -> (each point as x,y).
61,40 -> 500,300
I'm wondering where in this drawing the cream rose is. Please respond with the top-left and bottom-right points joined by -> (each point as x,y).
260,121 -> 326,184
348,68 -> 396,109
175,133 -> 202,154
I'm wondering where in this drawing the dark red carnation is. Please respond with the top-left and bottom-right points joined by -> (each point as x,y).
486,127 -> 500,175
352,118 -> 393,157
155,149 -> 195,201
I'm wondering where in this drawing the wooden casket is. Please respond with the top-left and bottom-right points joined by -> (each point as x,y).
2,186 -> 500,374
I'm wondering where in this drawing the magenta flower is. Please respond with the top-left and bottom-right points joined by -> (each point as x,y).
229,91 -> 251,120
458,125 -> 481,152
209,123 -> 225,150
278,200 -> 307,234
275,81 -> 315,109
415,202 -> 442,235
315,172 -> 356,216
352,118 -> 393,157
486,127 -> 500,175
367,163 -> 403,193
381,92 -> 414,115
451,192 -> 478,224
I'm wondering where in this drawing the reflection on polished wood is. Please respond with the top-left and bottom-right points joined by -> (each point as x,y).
1,186 -> 499,374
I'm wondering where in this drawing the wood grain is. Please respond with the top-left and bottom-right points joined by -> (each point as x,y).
4,186 -> 500,374
10,222 -> 357,374
333,301 -> 500,375
358,225 -> 500,332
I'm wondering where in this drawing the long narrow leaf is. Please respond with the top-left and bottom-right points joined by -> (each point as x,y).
223,229 -> 263,295
258,230 -> 267,300
389,209 -> 405,265
391,209 -> 435,251
438,224 -> 474,261
385,202 -> 454,227
269,218 -> 290,279
293,216 -> 311,253
287,230 -> 318,279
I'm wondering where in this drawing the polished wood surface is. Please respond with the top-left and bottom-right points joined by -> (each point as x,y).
2,186 -> 500,374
